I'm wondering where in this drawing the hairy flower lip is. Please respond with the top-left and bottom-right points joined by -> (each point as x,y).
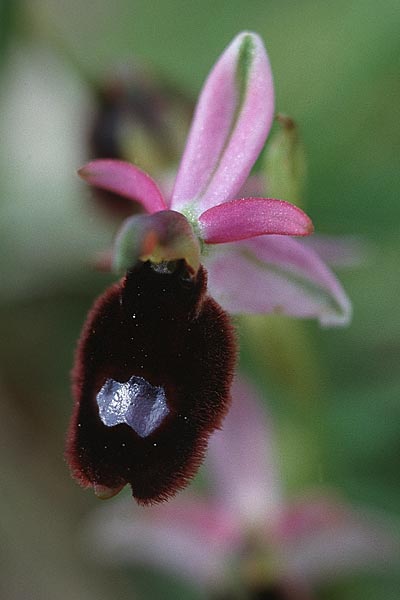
66,261 -> 236,504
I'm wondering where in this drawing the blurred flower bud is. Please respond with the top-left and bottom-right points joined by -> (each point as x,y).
87,64 -> 193,219
263,114 -> 307,208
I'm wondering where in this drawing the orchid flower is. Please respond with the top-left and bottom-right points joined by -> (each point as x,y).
79,32 -> 351,327
66,32 -> 350,506
86,377 -> 399,598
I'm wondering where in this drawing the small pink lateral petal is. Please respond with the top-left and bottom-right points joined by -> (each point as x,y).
171,32 -> 274,214
78,159 -> 167,214
199,198 -> 313,243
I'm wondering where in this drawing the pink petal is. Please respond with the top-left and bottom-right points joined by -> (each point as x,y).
207,376 -> 282,525
204,236 -> 352,326
78,159 -> 167,213
171,32 -> 274,214
85,495 -> 238,586
280,495 -> 400,582
198,198 -> 313,243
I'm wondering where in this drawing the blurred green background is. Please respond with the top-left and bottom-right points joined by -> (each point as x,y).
0,1 -> 399,598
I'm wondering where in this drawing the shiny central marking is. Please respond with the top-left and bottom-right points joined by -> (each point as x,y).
96,376 -> 169,438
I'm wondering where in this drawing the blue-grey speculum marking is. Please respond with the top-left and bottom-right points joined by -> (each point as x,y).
96,376 -> 169,438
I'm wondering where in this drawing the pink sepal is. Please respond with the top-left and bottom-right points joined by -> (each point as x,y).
204,235 -> 352,326
171,32 -> 274,214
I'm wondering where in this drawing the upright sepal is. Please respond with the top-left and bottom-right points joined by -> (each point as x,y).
171,32 -> 274,214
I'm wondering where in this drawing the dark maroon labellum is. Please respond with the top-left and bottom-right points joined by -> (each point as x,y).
66,260 -> 236,504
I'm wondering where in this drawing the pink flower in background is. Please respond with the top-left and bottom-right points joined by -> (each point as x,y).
79,31 -> 351,327
86,377 -> 399,597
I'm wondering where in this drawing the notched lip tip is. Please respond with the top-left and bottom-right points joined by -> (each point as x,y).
77,165 -> 91,179
306,221 -> 315,235
93,483 -> 125,500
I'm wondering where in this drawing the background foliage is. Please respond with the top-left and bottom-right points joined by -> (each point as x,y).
0,1 -> 399,598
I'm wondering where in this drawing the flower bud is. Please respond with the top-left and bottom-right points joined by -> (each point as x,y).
263,114 -> 307,208
87,65 -> 193,219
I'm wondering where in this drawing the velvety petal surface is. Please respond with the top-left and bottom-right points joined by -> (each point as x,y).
204,236 -> 352,326
78,159 -> 167,213
171,32 -> 274,214
198,198 -> 313,243
66,261 -> 236,504
85,495 -> 238,586
207,376 -> 282,524
280,495 -> 400,582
